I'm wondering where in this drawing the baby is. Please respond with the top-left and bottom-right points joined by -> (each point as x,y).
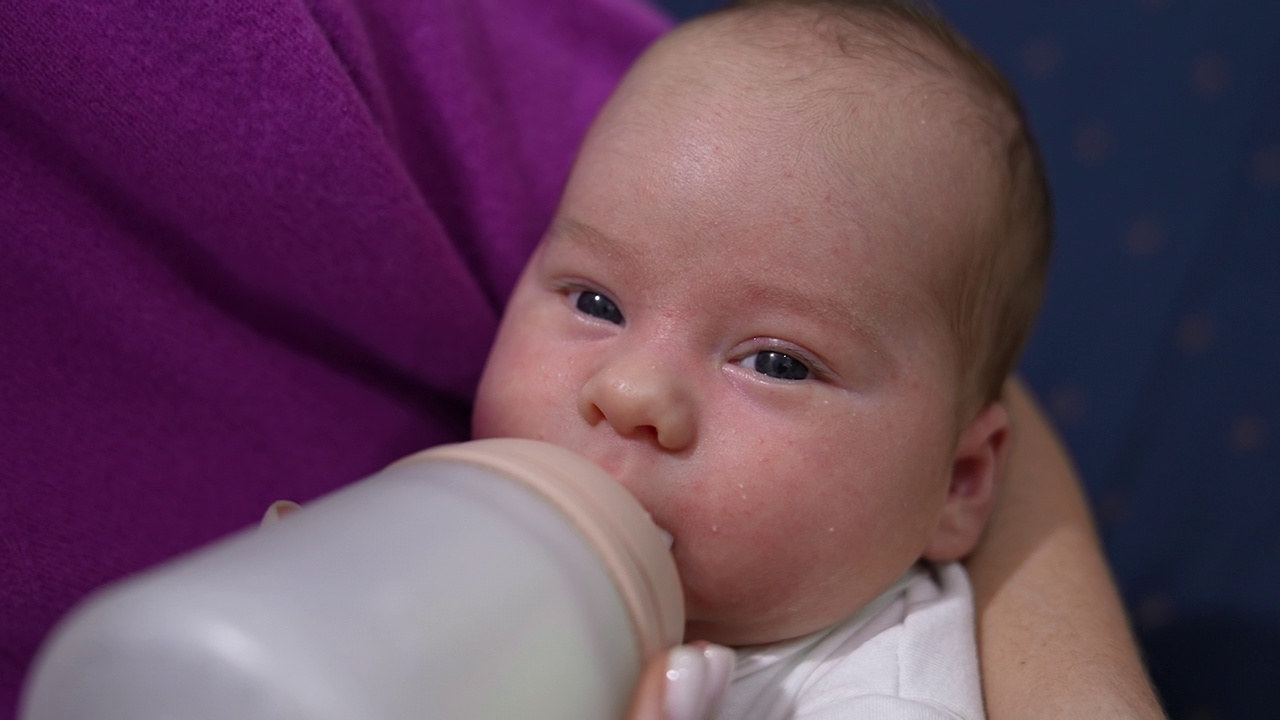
472,0 -> 1051,717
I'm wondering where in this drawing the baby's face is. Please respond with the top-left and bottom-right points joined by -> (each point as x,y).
474,20 -> 993,645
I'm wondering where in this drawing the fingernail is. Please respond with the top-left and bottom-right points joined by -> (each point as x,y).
700,644 -> 735,715
664,644 -> 735,720
261,500 -> 301,527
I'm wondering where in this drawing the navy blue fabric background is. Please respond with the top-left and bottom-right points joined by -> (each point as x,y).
650,2 -> 1279,718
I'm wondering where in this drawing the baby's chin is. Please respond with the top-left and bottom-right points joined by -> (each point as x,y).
683,611 -> 840,648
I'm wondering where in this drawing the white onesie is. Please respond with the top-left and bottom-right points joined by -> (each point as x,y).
714,562 -> 985,720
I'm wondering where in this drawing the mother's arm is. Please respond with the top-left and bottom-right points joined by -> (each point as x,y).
969,379 -> 1165,718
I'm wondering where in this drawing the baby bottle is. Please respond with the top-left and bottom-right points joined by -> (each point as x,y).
20,438 -> 683,720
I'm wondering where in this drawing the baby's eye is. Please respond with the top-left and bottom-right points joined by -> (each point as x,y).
741,351 -> 811,381
572,290 -> 624,325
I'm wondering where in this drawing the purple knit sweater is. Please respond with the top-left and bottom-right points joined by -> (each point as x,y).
0,0 -> 667,712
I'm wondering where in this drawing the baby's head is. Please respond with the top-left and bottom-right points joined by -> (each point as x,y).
474,0 -> 1050,646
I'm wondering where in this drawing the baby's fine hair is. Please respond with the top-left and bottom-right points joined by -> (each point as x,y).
721,0 -> 1054,416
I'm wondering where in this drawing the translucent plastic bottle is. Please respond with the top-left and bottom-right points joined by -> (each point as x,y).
20,439 -> 684,720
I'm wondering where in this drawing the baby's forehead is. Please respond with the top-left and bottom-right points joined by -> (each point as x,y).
638,5 -> 1005,155
669,4 -> 970,89
653,9 -> 1011,188
651,14 -> 997,168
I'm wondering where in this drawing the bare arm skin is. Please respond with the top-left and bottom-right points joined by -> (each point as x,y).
969,379 -> 1165,718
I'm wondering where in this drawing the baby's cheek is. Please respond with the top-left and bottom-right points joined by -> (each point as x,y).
475,345 -> 572,440
671,490 -> 817,610
475,392 -> 535,442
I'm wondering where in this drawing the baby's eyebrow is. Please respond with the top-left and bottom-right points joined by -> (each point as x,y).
549,217 -> 643,266
738,280 -> 891,358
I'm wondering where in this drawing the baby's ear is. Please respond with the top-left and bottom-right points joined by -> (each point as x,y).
922,400 -> 1010,563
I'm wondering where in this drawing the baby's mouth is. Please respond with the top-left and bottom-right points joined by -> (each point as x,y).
594,454 -> 672,549
644,509 -> 673,549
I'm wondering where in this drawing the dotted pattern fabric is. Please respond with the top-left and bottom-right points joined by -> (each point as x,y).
651,2 -> 1280,718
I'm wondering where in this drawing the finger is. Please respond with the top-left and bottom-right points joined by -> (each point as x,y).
260,500 -> 301,527
627,643 -> 735,720
689,642 -> 735,715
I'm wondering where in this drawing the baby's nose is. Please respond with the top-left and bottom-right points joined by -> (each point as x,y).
577,355 -> 696,451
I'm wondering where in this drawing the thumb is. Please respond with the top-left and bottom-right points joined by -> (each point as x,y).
260,500 -> 302,527
626,643 -> 735,720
